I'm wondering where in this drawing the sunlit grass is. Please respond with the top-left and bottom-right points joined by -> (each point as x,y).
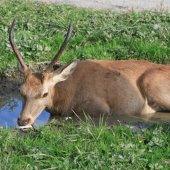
0,1 -> 170,169
0,116 -> 169,169
0,0 -> 170,75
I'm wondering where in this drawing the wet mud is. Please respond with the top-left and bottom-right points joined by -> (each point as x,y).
0,75 -> 23,96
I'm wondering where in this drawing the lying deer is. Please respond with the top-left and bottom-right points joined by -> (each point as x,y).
9,19 -> 170,126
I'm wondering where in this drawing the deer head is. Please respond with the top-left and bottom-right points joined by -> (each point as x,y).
9,19 -> 78,126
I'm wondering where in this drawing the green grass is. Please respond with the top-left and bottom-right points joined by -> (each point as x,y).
0,1 -> 170,168
0,116 -> 170,169
0,0 -> 170,75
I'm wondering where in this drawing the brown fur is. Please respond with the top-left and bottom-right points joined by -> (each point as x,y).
18,59 -> 170,125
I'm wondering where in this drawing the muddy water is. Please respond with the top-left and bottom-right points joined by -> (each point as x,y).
0,93 -> 170,128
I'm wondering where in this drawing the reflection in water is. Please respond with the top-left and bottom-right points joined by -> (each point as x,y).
0,93 -> 50,128
0,93 -> 170,128
49,112 -> 170,127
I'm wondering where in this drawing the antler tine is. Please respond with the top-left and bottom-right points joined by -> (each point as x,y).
9,19 -> 28,71
45,23 -> 73,72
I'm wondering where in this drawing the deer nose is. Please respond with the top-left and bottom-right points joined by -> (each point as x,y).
17,118 -> 29,126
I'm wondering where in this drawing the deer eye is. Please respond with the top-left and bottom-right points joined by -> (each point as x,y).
43,93 -> 48,98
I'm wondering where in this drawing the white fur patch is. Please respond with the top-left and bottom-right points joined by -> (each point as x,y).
18,125 -> 32,129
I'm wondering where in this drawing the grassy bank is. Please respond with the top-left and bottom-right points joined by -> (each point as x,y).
0,1 -> 170,169
0,0 -> 170,76
0,117 -> 170,169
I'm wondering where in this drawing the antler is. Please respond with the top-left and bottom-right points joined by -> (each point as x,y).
9,19 -> 29,72
45,23 -> 73,72
10,19 -> 72,74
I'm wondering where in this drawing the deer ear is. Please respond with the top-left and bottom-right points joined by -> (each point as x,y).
51,59 -> 78,84
17,60 -> 24,74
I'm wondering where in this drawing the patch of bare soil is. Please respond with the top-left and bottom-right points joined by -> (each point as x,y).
0,61 -> 64,96
0,75 -> 23,96
40,0 -> 170,13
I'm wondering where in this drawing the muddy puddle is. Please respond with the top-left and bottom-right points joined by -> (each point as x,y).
0,93 -> 170,128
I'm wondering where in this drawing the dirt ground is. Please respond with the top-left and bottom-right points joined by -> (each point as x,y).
39,0 -> 170,13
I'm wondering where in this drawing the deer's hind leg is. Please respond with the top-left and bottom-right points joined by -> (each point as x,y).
138,68 -> 170,113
